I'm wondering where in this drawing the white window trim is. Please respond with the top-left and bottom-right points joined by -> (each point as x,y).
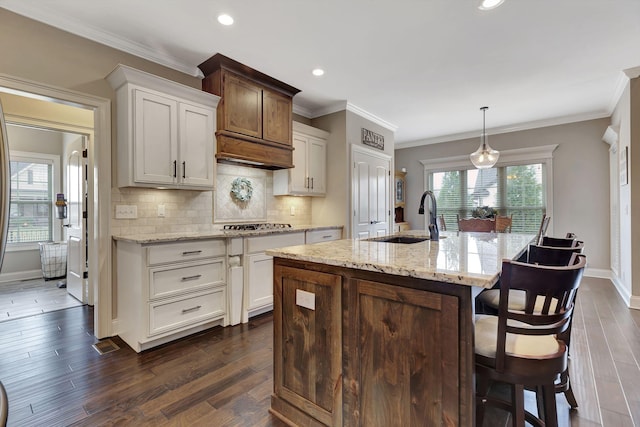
7,150 -> 61,252
419,144 -> 558,233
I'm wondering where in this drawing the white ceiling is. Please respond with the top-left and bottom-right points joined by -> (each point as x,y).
3,0 -> 639,147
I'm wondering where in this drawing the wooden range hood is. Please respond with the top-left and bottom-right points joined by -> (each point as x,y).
198,54 -> 301,170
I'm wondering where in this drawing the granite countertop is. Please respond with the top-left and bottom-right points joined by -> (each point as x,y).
266,230 -> 536,289
112,225 -> 343,244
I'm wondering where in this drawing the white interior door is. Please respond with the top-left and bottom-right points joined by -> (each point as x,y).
352,146 -> 391,239
65,136 -> 87,303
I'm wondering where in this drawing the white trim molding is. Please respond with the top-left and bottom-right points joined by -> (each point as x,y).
297,100 -> 398,132
420,144 -> 558,171
0,269 -> 42,284
0,73 -> 113,339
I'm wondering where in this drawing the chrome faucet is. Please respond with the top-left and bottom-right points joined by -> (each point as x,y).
418,190 -> 439,241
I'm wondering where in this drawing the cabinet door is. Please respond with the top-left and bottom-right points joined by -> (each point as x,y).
350,280 -> 460,426
179,103 -> 215,188
290,135 -> 309,193
263,88 -> 292,145
222,71 -> 262,138
308,137 -> 326,195
246,252 -> 274,310
134,89 -> 178,185
273,263 -> 342,427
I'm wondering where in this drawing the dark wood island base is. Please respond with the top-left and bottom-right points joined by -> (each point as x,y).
270,257 -> 477,427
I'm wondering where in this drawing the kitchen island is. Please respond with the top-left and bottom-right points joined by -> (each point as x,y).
266,231 -> 534,427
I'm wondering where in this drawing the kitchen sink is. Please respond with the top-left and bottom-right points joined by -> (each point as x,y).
367,236 -> 430,244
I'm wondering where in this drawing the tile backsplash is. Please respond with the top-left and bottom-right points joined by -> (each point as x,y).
111,164 -> 312,236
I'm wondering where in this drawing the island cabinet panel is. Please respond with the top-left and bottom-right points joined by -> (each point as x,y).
350,280 -> 460,427
273,264 -> 343,427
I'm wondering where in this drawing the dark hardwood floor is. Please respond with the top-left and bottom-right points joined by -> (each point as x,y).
0,276 -> 637,426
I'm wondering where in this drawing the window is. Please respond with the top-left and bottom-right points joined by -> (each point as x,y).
8,152 -> 59,245
430,165 -> 545,233
421,145 -> 556,234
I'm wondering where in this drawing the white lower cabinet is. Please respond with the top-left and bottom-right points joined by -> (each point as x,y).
305,228 -> 342,244
242,232 -> 305,322
116,238 -> 228,352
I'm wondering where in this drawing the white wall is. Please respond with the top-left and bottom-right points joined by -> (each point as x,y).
395,118 -> 611,272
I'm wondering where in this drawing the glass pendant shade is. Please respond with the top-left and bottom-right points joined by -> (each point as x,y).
470,107 -> 500,169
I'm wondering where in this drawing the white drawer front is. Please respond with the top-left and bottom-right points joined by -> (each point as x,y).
149,288 -> 226,336
149,259 -> 225,300
147,239 -> 226,265
306,229 -> 342,244
245,232 -> 305,254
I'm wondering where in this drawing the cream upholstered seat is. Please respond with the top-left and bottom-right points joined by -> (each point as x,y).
475,254 -> 586,427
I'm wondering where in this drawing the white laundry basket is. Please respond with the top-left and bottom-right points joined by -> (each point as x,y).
39,242 -> 68,279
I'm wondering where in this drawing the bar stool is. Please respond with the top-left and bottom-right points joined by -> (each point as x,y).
476,244 -> 585,411
475,254 -> 586,427
540,235 -> 582,248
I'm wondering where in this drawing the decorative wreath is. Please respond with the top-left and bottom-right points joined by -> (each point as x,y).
230,177 -> 253,202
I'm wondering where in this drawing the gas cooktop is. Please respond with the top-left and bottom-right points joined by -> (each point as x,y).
223,223 -> 292,231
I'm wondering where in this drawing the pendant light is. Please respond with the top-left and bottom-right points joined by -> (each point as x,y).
470,106 -> 500,169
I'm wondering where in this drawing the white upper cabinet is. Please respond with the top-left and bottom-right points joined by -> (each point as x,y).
273,122 -> 329,196
107,64 -> 220,190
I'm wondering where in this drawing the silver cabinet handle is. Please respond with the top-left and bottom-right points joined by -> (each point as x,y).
181,305 -> 202,314
181,274 -> 202,281
181,250 -> 202,256
322,235 -> 332,239
182,161 -> 186,179
173,160 -> 177,178
311,177 -> 314,189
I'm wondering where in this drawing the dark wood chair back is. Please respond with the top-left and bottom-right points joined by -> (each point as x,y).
527,244 -> 584,266
458,217 -> 495,232
494,254 -> 586,371
541,235 -> 582,248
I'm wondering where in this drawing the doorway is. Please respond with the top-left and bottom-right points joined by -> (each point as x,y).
0,75 -> 112,339
0,123 -> 88,320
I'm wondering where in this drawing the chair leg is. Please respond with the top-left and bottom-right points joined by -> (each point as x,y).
541,384 -> 559,427
535,385 -> 545,420
512,384 -> 526,427
476,374 -> 491,426
564,384 -> 578,409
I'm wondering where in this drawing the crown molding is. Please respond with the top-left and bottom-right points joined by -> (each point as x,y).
396,110 -> 610,149
623,66 -> 640,79
294,100 -> 398,132
3,3 -> 201,77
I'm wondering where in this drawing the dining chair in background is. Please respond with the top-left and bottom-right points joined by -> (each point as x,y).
457,215 -> 496,232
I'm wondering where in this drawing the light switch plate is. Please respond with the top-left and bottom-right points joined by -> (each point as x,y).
115,204 -> 137,219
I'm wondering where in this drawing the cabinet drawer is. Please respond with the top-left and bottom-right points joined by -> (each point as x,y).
147,239 -> 226,265
245,232 -> 305,254
149,288 -> 226,336
149,258 -> 225,300
306,229 -> 342,244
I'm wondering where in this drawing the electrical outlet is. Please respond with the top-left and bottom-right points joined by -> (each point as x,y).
290,206 -> 296,216
296,289 -> 315,310
115,205 -> 137,219
157,204 -> 166,217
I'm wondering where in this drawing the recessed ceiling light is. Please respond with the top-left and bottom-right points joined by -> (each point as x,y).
312,68 -> 325,77
478,0 -> 505,10
217,14 -> 234,26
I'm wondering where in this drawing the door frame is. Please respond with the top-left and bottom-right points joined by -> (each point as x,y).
0,73 -> 112,339
350,144 -> 392,239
